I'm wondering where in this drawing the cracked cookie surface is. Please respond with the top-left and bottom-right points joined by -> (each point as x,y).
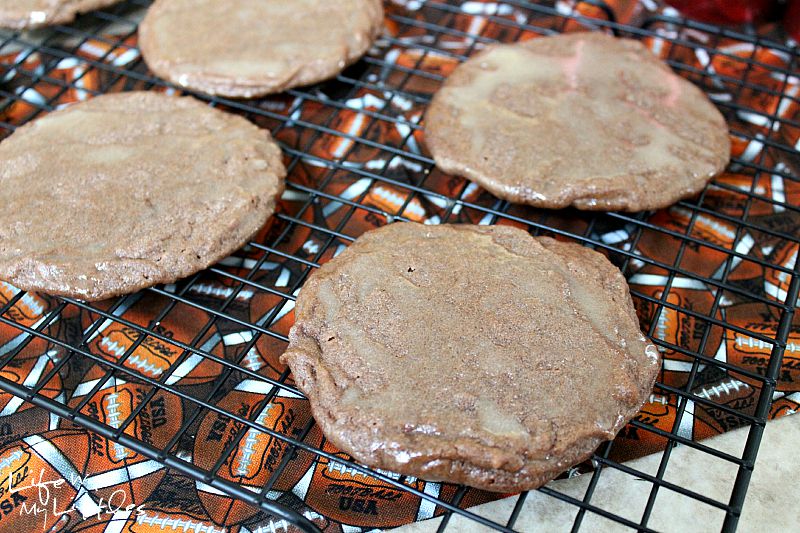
282,223 -> 659,491
0,0 -> 121,29
139,0 -> 384,98
0,91 -> 285,300
424,32 -> 730,211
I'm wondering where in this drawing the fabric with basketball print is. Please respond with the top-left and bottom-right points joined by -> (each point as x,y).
0,0 -> 798,532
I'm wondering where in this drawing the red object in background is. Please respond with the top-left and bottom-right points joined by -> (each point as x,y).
665,0 -> 779,25
786,0 -> 800,40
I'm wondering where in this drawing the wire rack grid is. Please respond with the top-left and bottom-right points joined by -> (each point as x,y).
0,1 -> 798,532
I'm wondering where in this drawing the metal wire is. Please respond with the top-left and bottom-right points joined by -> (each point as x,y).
0,1 -> 798,532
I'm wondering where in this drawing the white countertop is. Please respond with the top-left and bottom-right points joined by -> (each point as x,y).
398,414 -> 800,532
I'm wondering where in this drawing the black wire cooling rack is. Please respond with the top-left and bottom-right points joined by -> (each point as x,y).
0,1 -> 798,532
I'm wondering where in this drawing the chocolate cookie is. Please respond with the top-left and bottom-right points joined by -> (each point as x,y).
424,32 -> 730,211
0,0 -> 120,29
139,0 -> 384,98
0,91 -> 285,301
281,223 -> 659,492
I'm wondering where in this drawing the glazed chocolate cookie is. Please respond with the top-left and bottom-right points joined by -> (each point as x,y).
139,0 -> 384,98
0,91 -> 285,301
0,0 -> 120,29
424,32 -> 730,211
282,223 -> 660,492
